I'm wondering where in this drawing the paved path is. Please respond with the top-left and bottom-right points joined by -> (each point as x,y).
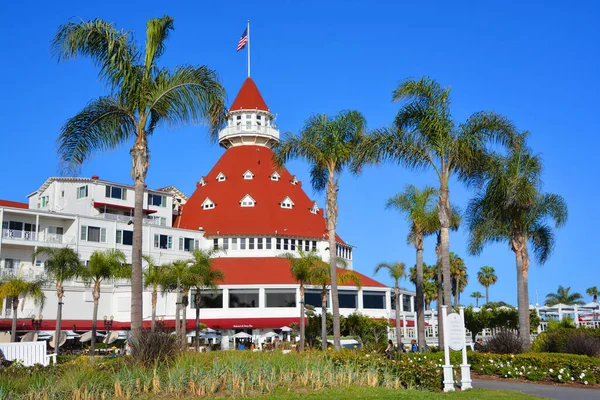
473,379 -> 600,400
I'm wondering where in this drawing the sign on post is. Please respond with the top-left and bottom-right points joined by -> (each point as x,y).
441,306 -> 472,392
446,313 -> 465,351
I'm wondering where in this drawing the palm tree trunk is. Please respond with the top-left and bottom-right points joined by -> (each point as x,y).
151,288 -> 157,333
56,282 -> 64,355
435,234 -> 444,349
485,286 -> 489,305
195,291 -> 201,352
415,242 -> 425,352
395,287 -> 401,350
175,280 -> 181,346
130,135 -> 148,336
299,284 -> 305,351
454,277 -> 459,308
438,185 -> 452,311
90,282 -> 100,360
513,233 -> 531,350
11,298 -> 18,342
321,288 -> 328,351
326,173 -> 341,351
182,291 -> 188,350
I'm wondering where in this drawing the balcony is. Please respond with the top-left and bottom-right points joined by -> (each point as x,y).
2,229 -> 75,246
99,213 -> 167,226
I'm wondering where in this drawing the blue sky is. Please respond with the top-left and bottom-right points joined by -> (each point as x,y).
0,1 -> 598,306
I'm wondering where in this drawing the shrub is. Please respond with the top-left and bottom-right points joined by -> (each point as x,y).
562,333 -> 600,357
128,329 -> 179,367
481,330 -> 523,354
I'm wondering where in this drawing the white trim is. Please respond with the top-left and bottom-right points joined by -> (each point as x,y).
270,171 -> 281,181
201,197 -> 215,210
216,172 -> 226,182
239,194 -> 256,207
280,196 -> 294,209
310,201 -> 319,214
243,170 -> 254,180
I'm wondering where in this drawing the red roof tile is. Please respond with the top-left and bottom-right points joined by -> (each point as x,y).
229,78 -> 269,112
177,145 -> 345,243
212,257 -> 387,288
0,200 -> 28,209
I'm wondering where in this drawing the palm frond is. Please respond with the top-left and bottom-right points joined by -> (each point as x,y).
57,96 -> 136,173
148,66 -> 227,137
144,16 -> 174,72
51,18 -> 137,89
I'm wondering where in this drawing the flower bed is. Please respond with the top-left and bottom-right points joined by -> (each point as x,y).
465,352 -> 600,385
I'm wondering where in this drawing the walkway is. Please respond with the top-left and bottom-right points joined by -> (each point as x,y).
473,379 -> 600,400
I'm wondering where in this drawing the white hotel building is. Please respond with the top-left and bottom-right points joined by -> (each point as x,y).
0,78 -> 417,338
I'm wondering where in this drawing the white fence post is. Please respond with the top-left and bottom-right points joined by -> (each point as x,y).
0,341 -> 49,366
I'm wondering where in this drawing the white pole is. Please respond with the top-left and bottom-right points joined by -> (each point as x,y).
441,305 -> 454,392
459,307 -> 472,390
247,20 -> 251,77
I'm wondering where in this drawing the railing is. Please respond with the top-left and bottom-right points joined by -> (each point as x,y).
2,229 -> 74,245
219,124 -> 279,140
0,341 -> 53,366
99,213 -> 167,226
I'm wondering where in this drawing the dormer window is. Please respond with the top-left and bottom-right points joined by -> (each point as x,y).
291,176 -> 299,185
243,170 -> 254,180
240,194 -> 256,207
280,196 -> 294,209
216,172 -> 226,182
271,171 -> 281,181
310,202 -> 319,214
200,178 -> 207,187
202,198 -> 215,210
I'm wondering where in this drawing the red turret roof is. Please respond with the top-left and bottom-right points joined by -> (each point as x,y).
229,78 -> 269,112
176,145 -> 344,243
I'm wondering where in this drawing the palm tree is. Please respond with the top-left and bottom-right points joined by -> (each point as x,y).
0,276 -> 46,342
450,253 -> 468,308
545,286 -> 585,306
467,132 -> 567,349
275,110 -> 367,350
356,77 -> 515,336
375,262 -> 407,349
79,249 -> 128,358
477,266 -> 497,305
187,249 -> 224,352
386,184 -> 438,348
586,286 -> 598,303
142,256 -> 169,332
470,292 -> 484,307
281,249 -> 324,351
312,257 -> 360,350
164,259 -> 195,347
32,246 -> 81,354
52,17 -> 227,335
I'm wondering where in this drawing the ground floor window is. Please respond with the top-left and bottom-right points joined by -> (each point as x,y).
363,291 -> 386,309
266,289 -> 296,307
304,290 -> 326,308
338,291 -> 358,309
191,289 -> 223,308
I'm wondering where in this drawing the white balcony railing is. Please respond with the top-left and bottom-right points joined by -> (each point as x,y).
2,229 -> 74,245
99,213 -> 167,226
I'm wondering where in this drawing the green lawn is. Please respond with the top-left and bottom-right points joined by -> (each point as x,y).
218,387 -> 543,399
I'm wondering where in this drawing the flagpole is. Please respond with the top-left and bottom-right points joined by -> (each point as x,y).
247,20 -> 251,77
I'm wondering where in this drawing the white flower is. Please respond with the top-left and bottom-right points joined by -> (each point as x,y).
584,381 -> 588,385
559,368 -> 564,373
508,371 -> 512,375
549,368 -> 554,373
571,377 -> 574,381
520,372 -> 523,376
580,373 -> 585,378
558,375 -> 562,380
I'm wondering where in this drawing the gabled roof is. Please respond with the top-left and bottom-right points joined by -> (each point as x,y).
229,78 -> 269,112
156,186 -> 188,201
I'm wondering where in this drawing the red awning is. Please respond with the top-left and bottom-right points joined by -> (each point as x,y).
0,317 -> 302,332
93,202 -> 157,214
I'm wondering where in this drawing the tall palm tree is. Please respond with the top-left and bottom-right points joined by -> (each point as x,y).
312,257 -> 358,350
356,77 -> 515,340
187,249 -> 224,352
0,276 -> 46,342
450,253 -> 468,308
275,110 -> 367,350
375,262 -> 407,349
142,255 -> 169,332
386,185 -> 438,348
281,249 -> 324,351
52,17 -> 227,335
467,132 -> 567,349
586,286 -> 598,303
410,264 -> 438,310
79,249 -> 128,358
32,246 -> 81,354
545,286 -> 585,306
470,291 -> 484,307
477,266 -> 497,305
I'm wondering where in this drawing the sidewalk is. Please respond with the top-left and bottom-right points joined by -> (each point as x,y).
473,379 -> 600,400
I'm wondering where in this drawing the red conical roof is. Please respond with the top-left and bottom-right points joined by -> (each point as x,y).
175,145 -> 344,243
229,78 -> 269,112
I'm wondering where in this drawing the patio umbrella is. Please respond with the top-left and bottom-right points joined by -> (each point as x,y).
232,332 -> 253,339
279,326 -> 292,332
262,331 -> 279,338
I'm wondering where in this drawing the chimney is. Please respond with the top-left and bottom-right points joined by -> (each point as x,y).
91,175 -> 99,180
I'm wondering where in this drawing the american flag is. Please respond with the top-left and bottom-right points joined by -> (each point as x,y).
237,28 -> 248,52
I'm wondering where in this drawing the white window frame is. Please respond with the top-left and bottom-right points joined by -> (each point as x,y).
270,171 -> 280,181
202,198 -> 215,210
310,202 -> 319,214
154,234 -> 173,250
105,185 -> 127,200
280,196 -> 294,209
80,225 -> 107,243
216,172 -> 226,182
240,194 -> 256,207
243,170 -> 254,180
77,185 -> 88,199
148,193 -> 167,208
